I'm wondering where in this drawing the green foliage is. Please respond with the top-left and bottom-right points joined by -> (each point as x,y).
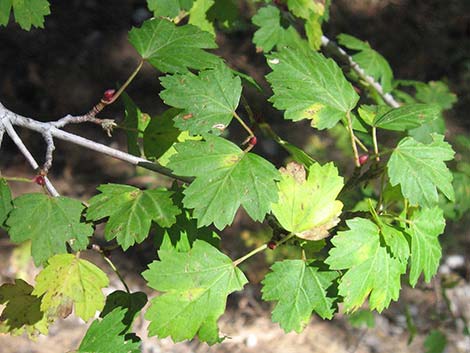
373,103 -> 440,131
326,218 -> 404,312
261,260 -> 338,332
0,0 -> 50,30
6,193 -> 92,265
0,279 -> 48,336
122,93 -> 150,156
424,330 -> 447,353
143,240 -> 247,344
160,63 -> 242,135
387,134 -> 455,207
86,184 -> 180,250
167,135 -> 280,229
271,162 -> 343,240
266,47 -> 359,129
147,0 -> 194,18
78,308 -> 141,353
32,254 -> 109,321
338,33 -> 393,92
0,178 -> 12,229
128,18 -> 221,73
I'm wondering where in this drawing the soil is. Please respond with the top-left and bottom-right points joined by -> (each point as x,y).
1,1 -> 470,352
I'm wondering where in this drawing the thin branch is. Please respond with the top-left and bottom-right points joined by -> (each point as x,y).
346,111 -> 360,167
42,131 -> 55,172
372,127 -> 380,162
1,117 -> 59,196
0,125 -> 4,149
321,35 -> 400,109
0,102 -> 191,184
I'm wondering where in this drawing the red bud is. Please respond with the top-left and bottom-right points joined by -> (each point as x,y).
267,241 -> 277,250
249,136 -> 257,146
359,154 -> 369,166
33,175 -> 46,186
103,89 -> 116,102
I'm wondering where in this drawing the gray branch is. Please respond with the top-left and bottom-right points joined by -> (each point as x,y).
321,35 -> 401,108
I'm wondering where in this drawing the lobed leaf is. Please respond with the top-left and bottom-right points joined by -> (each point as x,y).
128,18 -> 221,73
147,0 -> 194,18
78,308 -> 141,353
0,0 -> 50,30
387,134 -> 455,207
266,48 -> 359,129
160,64 -> 242,135
271,162 -> 343,240
6,193 -> 92,265
86,184 -> 180,250
408,207 -> 446,287
373,103 -> 440,131
261,260 -> 338,333
32,254 -> 109,321
143,240 -> 247,344
167,135 -> 280,229
326,218 -> 404,312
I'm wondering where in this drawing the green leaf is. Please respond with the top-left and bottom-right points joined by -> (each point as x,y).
325,218 -> 404,312
406,80 -> 457,110
188,0 -> 215,34
442,172 -> 470,221
387,134 -> 455,207
271,162 -> 343,240
86,184 -> 180,250
100,290 -> 148,334
286,0 -> 326,19
0,279 -> 48,336
338,33 -> 393,93
78,308 -> 141,353
407,207 -> 445,287
167,135 -> 280,229
160,64 -> 242,135
347,310 -> 375,328
373,103 -> 440,131
424,330 -> 447,353
261,260 -> 337,333
143,240 -> 247,344
122,93 -> 150,156
143,108 -> 182,161
6,194 -> 92,265
266,48 -> 359,129
147,0 -> 194,18
32,254 -> 109,321
206,0 -> 238,30
0,178 -> 13,229
305,13 -> 322,50
128,18 -> 221,73
379,222 -> 410,268
278,139 -> 316,168
0,0 -> 50,30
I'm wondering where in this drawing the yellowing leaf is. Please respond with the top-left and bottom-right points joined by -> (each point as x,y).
32,254 -> 109,321
271,162 -> 343,240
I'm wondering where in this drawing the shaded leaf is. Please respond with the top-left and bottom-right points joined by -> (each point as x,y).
32,254 -> 109,321
424,330 -> 447,353
86,184 -> 180,250
143,240 -> 247,344
128,18 -> 221,73
6,193 -> 92,265
122,93 -> 150,156
262,260 -> 338,332
0,178 -> 13,229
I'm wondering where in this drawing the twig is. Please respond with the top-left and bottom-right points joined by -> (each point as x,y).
346,111 -> 360,167
42,131 -> 55,172
372,127 -> 380,161
321,35 -> 400,109
1,117 -> 59,196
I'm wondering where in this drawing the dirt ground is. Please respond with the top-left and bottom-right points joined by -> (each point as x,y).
1,1 -> 470,352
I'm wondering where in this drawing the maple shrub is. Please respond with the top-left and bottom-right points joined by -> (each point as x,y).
0,0 -> 465,351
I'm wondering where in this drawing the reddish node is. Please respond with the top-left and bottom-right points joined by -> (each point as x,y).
267,241 -> 277,250
248,136 -> 257,146
33,175 -> 46,186
359,154 -> 369,166
103,89 -> 116,102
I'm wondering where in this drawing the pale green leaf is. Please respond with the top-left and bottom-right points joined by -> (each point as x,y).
286,0 -> 325,19
6,194 -> 92,265
128,18 -> 221,73
305,14 -> 322,50
266,48 -> 359,129
78,308 -> 141,353
271,162 -> 343,240
326,218 -> 404,312
408,207 -> 445,287
160,64 -> 242,135
143,240 -> 247,344
188,0 -> 215,34
261,260 -> 337,332
167,135 -> 280,229
147,0 -> 194,18
32,254 -> 109,321
387,134 -> 455,207
373,103 -> 440,131
0,0 -> 50,30
86,184 -> 180,250
0,279 -> 48,337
